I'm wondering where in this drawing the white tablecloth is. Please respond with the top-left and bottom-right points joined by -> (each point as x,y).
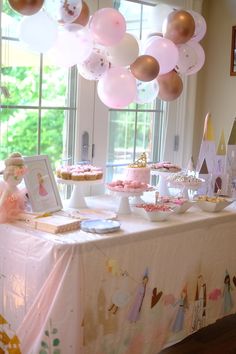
1,196 -> 236,354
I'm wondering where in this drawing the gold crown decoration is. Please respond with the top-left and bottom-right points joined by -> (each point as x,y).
128,152 -> 147,168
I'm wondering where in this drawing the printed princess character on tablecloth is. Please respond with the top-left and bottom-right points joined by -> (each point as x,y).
37,172 -> 48,197
127,268 -> 149,323
172,285 -> 189,333
223,270 -> 233,314
191,275 -> 207,332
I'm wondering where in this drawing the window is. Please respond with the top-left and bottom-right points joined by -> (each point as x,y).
0,0 -> 77,170
106,0 -> 167,181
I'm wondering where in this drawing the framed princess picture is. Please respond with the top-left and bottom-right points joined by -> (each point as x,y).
23,155 -> 63,213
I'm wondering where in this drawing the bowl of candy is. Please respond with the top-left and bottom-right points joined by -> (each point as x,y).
133,203 -> 174,221
158,196 -> 195,214
195,195 -> 233,212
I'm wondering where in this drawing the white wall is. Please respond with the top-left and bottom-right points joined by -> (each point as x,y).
193,0 -> 236,161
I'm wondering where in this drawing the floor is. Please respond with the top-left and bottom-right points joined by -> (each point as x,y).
160,314 -> 236,354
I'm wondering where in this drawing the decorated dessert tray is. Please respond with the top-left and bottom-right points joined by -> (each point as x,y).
106,179 -> 154,214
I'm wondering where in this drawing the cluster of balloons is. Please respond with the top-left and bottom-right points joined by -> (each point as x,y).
9,0 -> 207,108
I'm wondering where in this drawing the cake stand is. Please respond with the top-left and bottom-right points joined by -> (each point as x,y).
108,189 -> 144,215
57,178 -> 103,208
151,171 -> 173,196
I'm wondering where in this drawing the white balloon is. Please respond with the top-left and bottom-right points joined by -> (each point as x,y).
44,0 -> 82,24
77,47 -> 110,80
48,28 -> 93,68
188,10 -> 207,42
19,10 -> 58,53
108,33 -> 139,67
175,43 -> 198,75
134,80 -> 159,104
186,40 -> 205,75
150,4 -> 174,33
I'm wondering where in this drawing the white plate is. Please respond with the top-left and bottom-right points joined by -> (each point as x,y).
80,219 -> 121,233
196,200 -> 233,212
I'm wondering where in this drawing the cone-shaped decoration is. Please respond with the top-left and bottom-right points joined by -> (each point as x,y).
216,130 -> 226,155
203,112 -> 214,141
228,118 -> 236,145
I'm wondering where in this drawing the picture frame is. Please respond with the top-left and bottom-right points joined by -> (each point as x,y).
23,155 -> 63,213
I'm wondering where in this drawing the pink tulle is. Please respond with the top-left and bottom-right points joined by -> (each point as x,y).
0,181 -> 26,223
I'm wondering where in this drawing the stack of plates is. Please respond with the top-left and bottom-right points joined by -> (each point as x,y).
80,219 -> 121,234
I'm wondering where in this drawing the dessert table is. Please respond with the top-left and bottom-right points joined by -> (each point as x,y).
1,195 -> 236,354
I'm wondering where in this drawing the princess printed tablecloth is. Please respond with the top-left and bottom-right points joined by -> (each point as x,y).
1,198 -> 236,354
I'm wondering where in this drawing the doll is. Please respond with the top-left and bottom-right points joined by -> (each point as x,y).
0,152 -> 27,223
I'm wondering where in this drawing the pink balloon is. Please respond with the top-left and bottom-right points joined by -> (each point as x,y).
97,67 -> 137,108
188,10 -> 207,42
144,37 -> 179,75
185,40 -> 205,75
89,8 -> 126,46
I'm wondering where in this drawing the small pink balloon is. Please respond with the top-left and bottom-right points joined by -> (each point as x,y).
145,36 -> 179,75
97,67 -> 137,108
188,10 -> 207,42
89,8 -> 126,46
185,40 -> 205,75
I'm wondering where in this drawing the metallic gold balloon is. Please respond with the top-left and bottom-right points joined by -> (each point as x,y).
8,0 -> 44,16
73,1 -> 90,27
164,10 -> 195,44
130,55 -> 160,82
157,70 -> 183,101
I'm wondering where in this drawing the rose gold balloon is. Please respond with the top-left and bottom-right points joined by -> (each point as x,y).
157,70 -> 183,101
130,55 -> 160,82
164,10 -> 195,44
8,0 -> 44,15
73,1 -> 90,27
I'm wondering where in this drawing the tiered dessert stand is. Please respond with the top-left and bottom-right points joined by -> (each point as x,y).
108,189 -> 144,215
57,178 -> 103,208
151,170 -> 173,196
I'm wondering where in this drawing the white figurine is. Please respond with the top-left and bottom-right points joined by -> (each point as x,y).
0,152 -> 27,222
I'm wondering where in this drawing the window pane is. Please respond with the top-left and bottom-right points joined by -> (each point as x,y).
0,109 -> 38,159
1,50 -> 40,106
108,111 -> 136,164
41,62 -> 69,107
135,111 -> 154,160
40,109 -> 68,169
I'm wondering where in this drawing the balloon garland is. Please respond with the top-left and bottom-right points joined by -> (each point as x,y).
8,0 -> 207,107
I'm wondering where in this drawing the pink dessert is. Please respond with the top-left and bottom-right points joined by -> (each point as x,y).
107,180 -> 149,192
151,161 -> 181,173
159,196 -> 188,205
136,203 -> 172,212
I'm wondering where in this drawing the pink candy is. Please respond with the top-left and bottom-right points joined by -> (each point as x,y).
136,203 -> 172,212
